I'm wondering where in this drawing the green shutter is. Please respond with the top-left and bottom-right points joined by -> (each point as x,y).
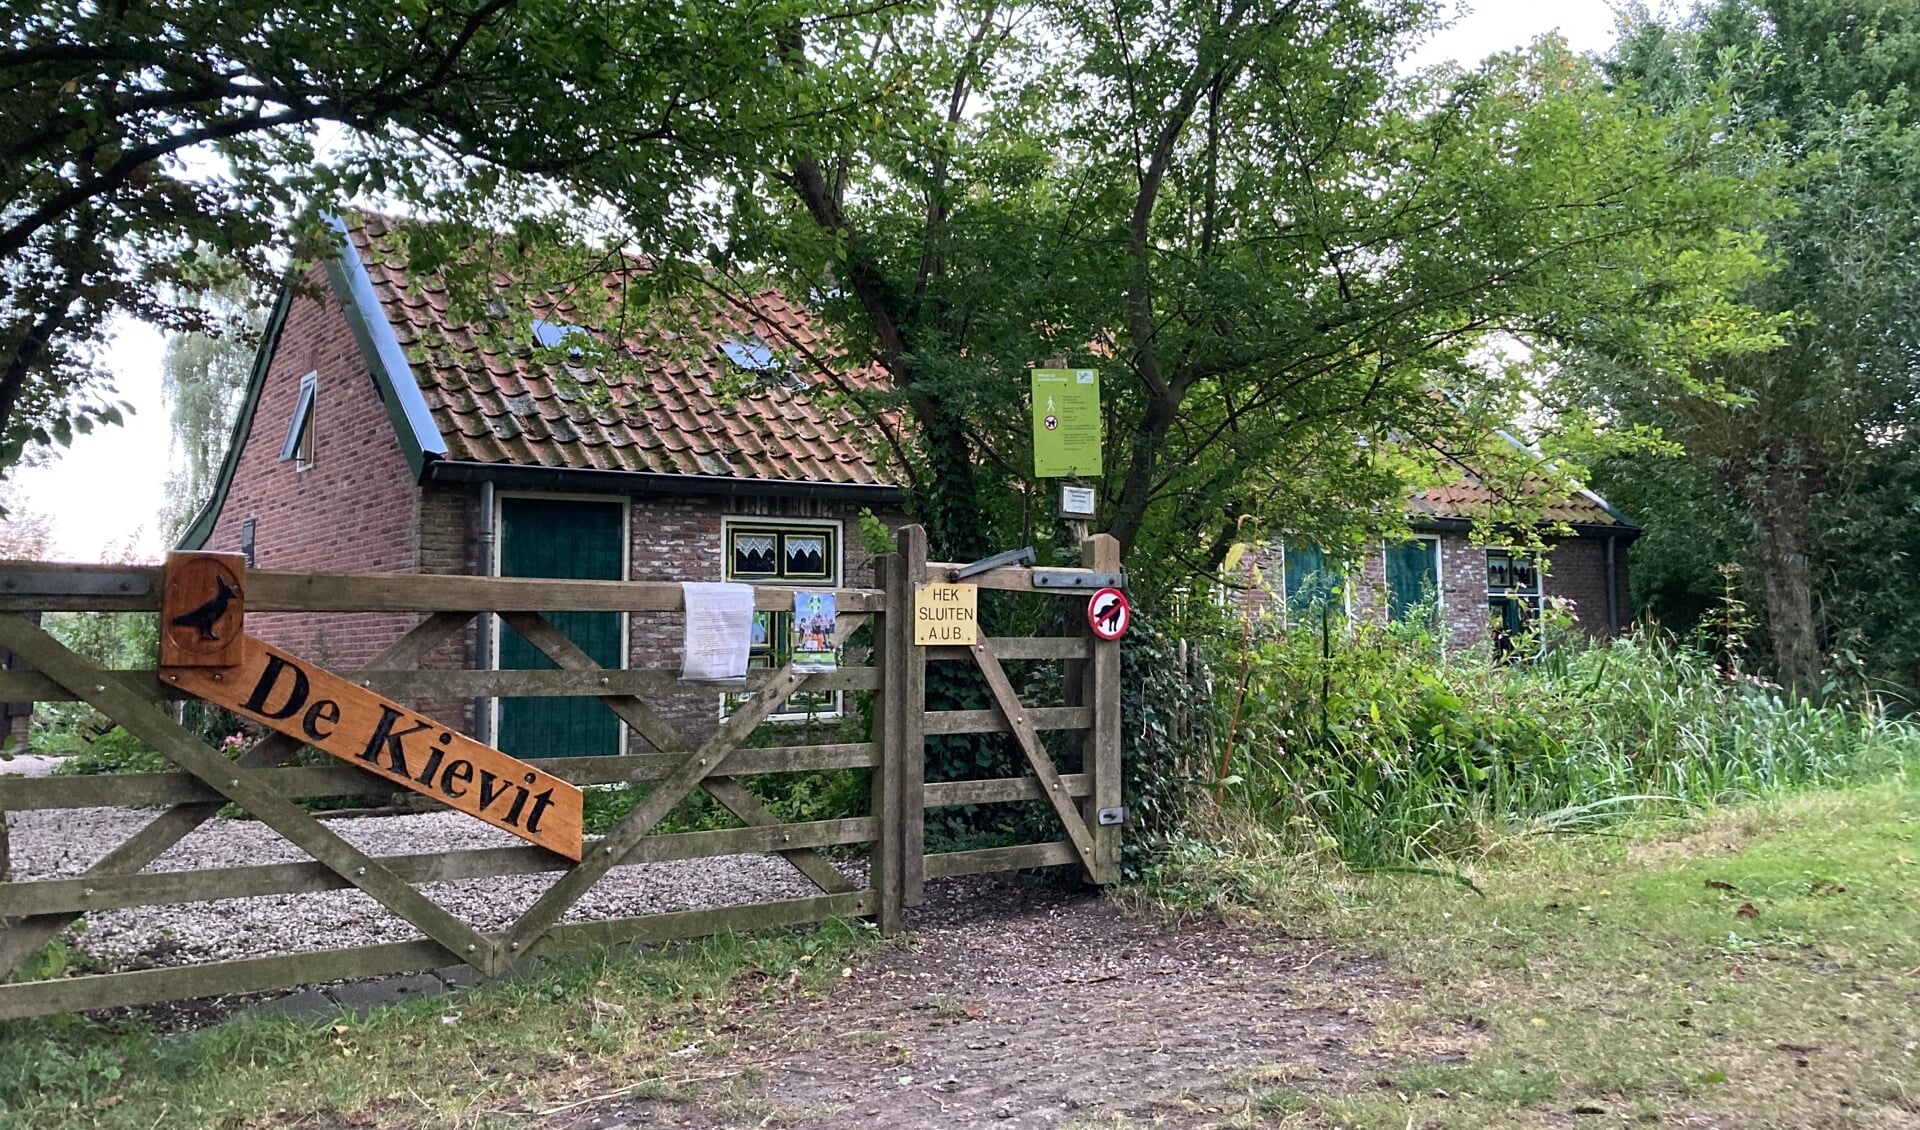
497,498 -> 624,758
1282,544 -> 1342,621
1384,539 -> 1439,623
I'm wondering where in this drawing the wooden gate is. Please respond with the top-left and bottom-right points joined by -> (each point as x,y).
0,526 -> 1123,1019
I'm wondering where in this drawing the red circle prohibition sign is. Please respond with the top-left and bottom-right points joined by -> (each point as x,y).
1087,587 -> 1130,641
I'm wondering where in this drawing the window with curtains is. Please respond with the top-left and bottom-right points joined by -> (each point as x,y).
1384,537 -> 1442,623
1486,549 -> 1542,656
1280,543 -> 1345,624
724,521 -> 840,719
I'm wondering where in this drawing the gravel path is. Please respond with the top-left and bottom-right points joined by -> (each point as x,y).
6,804 -> 861,968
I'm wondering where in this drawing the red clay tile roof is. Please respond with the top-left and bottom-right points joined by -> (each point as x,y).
345,219 -> 898,487
1410,478 -> 1632,528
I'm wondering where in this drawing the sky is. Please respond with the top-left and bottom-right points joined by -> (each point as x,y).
7,0 -> 1628,564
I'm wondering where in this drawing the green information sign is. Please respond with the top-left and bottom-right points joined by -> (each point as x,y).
1030,368 -> 1102,478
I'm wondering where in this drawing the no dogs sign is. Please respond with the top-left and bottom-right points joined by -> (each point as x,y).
1087,587 -> 1130,641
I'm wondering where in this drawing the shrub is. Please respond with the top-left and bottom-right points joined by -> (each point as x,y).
1203,617 -> 1920,866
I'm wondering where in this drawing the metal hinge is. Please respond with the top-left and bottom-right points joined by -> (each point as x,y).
1032,569 -> 1126,590
1096,806 -> 1128,826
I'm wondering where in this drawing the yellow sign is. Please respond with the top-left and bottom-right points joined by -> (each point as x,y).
913,583 -> 979,645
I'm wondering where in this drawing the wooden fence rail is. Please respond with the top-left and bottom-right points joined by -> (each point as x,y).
0,525 -> 1123,1019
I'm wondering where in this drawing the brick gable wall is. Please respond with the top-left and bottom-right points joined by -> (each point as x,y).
199,267 -> 425,671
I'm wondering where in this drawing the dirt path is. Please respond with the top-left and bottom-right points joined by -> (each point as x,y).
560,877 -> 1410,1129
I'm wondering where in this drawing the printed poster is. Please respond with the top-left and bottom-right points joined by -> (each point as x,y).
792,591 -> 838,673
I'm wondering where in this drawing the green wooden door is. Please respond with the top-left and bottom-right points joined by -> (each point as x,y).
496,497 -> 624,758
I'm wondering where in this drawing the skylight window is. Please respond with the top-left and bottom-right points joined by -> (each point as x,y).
719,337 -> 809,392
720,338 -> 779,372
531,318 -> 589,351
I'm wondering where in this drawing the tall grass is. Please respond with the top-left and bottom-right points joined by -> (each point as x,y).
1206,613 -> 1919,866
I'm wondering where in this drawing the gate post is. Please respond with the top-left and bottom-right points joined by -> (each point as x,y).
1082,533 -> 1123,883
894,526 -> 927,909
872,549 -> 903,935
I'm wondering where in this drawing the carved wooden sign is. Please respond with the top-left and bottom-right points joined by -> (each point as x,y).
160,552 -> 247,667
158,555 -> 584,860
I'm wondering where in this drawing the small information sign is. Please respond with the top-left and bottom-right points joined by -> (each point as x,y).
913,582 -> 979,645
1059,484 -> 1097,519
1031,368 -> 1102,478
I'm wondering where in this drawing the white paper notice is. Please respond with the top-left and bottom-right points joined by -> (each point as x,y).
680,582 -> 754,684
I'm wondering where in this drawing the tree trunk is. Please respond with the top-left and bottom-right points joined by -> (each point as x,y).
1739,456 -> 1820,696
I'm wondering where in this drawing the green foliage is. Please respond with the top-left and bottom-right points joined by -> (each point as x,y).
1209,621 -> 1919,866
1,0 -> 901,473
1585,1 -> 1920,692
29,612 -> 157,758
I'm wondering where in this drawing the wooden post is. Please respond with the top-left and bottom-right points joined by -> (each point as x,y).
1082,533 -> 1123,883
896,525 -> 928,909
872,551 -> 904,936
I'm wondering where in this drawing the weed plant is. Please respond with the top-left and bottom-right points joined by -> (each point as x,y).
1197,605 -> 1920,869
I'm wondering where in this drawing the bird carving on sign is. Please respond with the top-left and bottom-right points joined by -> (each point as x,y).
169,576 -> 239,641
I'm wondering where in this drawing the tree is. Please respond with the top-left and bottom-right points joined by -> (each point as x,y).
158,279 -> 265,541
1591,0 -> 1920,694
1,0 -> 905,473
666,0 -> 1784,595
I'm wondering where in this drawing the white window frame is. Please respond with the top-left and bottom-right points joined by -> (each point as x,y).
720,515 -> 844,722
1485,547 -> 1545,651
280,371 -> 318,471
489,491 -> 631,753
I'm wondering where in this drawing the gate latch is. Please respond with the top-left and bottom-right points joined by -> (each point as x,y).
1096,806 -> 1128,827
950,546 -> 1036,581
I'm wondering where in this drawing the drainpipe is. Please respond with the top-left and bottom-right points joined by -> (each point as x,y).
474,480 -> 496,744
1604,534 -> 1618,637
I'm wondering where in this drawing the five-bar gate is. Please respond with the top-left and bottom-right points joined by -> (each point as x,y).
0,527 -> 1122,1018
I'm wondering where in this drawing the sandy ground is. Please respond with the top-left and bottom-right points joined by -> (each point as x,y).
559,877 -> 1419,1130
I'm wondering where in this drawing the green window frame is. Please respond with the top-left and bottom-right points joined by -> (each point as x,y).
724,521 -> 840,720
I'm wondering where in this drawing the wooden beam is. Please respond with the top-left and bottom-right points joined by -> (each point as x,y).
0,566 -> 886,614
924,841 -> 1078,879
2,818 -> 877,916
1082,533 -> 1124,883
923,637 -> 1091,662
922,705 -> 1089,735
897,526 -> 928,910
0,744 -> 882,812
923,773 -> 1090,808
0,889 -> 875,1020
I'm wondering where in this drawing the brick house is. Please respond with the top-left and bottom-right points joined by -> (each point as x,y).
1244,472 -> 1638,649
180,217 -> 907,754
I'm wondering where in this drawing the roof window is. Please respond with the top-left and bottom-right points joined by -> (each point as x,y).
720,338 -> 779,372
721,337 -> 808,391
531,318 -> 589,353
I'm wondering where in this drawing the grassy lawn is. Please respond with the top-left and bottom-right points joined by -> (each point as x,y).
0,919 -> 883,1129
1197,776 -> 1920,1127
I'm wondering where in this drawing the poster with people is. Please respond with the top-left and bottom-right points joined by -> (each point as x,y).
792,591 -> 838,673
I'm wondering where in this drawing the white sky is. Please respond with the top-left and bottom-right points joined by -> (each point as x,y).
6,0 -> 1625,564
